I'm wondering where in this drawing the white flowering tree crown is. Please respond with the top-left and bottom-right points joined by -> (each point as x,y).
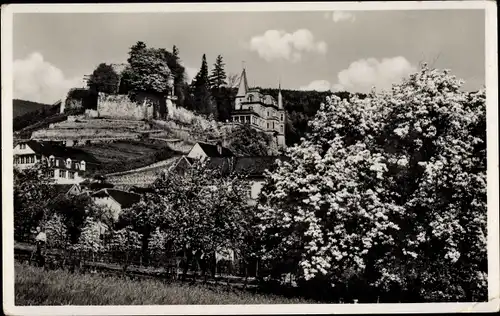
257,64 -> 486,302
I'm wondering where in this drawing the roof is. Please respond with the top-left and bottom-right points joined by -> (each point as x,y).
197,142 -> 234,158
236,69 -> 249,97
92,189 -> 141,208
80,180 -> 114,190
53,184 -> 78,195
23,140 -> 100,164
206,156 -> 288,178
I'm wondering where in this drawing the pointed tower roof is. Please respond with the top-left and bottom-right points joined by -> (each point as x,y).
278,81 -> 283,109
236,68 -> 249,97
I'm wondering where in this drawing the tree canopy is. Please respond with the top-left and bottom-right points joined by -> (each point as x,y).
87,63 -> 120,94
256,65 -> 487,302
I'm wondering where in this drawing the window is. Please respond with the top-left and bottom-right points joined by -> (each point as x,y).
60,170 -> 67,178
66,158 -> 72,169
20,143 -> 26,150
55,159 -> 59,167
49,170 -> 55,178
267,111 -> 269,117
75,163 -> 80,170
248,95 -> 254,102
69,171 -> 75,179
281,114 -> 284,121
20,156 -> 25,164
267,122 -> 269,129
30,156 -> 35,163
80,161 -> 86,171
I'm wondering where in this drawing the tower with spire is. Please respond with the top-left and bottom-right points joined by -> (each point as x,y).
230,67 -> 286,149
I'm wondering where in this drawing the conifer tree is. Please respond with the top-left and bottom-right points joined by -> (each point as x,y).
191,54 -> 216,117
209,55 -> 227,90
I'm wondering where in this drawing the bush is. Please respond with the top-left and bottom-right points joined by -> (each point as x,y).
257,64 -> 487,302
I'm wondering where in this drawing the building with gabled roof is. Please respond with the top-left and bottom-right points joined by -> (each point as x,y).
13,140 -> 100,184
186,141 -> 234,160
91,188 -> 141,221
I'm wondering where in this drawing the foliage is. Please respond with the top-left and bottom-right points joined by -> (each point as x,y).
87,63 -> 120,94
210,55 -> 227,90
107,226 -> 143,253
148,227 -> 170,255
190,54 -> 217,117
44,213 -> 70,249
227,124 -> 277,156
71,217 -> 108,253
123,41 -> 173,96
13,164 -> 56,242
144,160 -> 252,257
256,65 -> 487,302
47,193 -> 99,244
13,102 -> 61,131
65,88 -> 98,110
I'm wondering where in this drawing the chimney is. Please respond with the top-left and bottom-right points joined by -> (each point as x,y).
216,141 -> 223,155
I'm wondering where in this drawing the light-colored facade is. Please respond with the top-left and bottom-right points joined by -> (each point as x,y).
231,69 -> 286,148
13,140 -> 95,184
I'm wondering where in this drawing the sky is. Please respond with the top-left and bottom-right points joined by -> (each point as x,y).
13,9 -> 485,104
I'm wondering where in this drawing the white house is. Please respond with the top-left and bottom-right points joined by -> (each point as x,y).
186,141 -> 234,160
91,188 -> 141,221
13,140 -> 100,184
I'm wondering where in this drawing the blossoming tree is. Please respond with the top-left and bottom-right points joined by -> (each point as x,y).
257,64 -> 486,302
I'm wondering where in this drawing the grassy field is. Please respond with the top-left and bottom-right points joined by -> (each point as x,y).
15,262 -> 315,305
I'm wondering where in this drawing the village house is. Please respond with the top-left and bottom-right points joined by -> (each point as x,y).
91,188 -> 141,221
13,140 -> 100,184
170,142 -> 285,204
53,183 -> 83,196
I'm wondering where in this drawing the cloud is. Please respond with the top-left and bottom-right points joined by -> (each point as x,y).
249,29 -> 327,63
324,11 -> 356,23
13,52 -> 84,104
298,57 -> 416,93
299,80 -> 332,92
334,56 -> 417,93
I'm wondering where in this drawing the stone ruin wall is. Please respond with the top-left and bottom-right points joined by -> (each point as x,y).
97,93 -> 154,120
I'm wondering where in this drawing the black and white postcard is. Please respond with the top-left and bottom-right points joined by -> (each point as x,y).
1,1 -> 498,315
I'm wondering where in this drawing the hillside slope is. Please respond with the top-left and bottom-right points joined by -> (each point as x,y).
13,99 -> 52,118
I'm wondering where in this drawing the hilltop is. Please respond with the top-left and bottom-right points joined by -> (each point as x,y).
13,99 -> 53,118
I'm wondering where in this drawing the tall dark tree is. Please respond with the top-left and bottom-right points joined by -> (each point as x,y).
209,55 -> 227,90
191,54 -> 216,117
87,63 -> 120,94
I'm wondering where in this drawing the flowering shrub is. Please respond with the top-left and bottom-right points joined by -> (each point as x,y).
71,217 -> 108,254
107,226 -> 143,253
44,214 -> 70,249
257,64 -> 486,302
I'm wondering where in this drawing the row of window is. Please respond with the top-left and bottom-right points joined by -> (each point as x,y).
15,155 -> 36,164
232,115 -> 284,133
244,104 -> 284,122
48,158 -> 86,171
48,169 -> 76,179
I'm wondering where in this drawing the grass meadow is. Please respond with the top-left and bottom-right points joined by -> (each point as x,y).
15,262 -> 315,305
